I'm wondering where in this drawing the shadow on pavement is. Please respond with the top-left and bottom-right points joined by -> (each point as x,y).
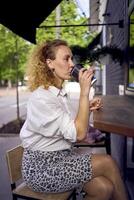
0,135 -> 21,200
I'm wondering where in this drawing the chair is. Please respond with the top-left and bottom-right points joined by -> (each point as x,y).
6,145 -> 76,200
74,132 -> 111,155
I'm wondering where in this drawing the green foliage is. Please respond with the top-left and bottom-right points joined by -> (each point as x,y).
0,25 -> 33,86
130,12 -> 134,46
36,0 -> 93,46
88,46 -> 124,64
129,68 -> 134,83
71,44 -> 125,65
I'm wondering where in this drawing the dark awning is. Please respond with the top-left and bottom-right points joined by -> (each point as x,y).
0,0 -> 62,43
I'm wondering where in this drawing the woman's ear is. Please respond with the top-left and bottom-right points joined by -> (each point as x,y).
46,59 -> 51,67
46,59 -> 54,70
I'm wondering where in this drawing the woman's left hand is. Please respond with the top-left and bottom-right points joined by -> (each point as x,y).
89,97 -> 103,111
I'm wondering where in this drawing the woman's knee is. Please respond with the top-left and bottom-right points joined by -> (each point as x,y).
99,177 -> 114,199
91,154 -> 120,178
83,176 -> 114,199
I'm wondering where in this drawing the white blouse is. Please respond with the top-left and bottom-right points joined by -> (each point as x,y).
20,86 -> 77,151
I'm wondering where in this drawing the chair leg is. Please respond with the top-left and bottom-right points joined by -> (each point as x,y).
105,132 -> 111,154
68,189 -> 76,200
12,194 -> 17,200
72,192 -> 76,200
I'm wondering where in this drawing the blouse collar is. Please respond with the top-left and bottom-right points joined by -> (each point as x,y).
49,86 -> 67,97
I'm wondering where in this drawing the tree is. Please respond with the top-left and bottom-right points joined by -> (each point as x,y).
0,25 -> 33,87
36,0 -> 95,47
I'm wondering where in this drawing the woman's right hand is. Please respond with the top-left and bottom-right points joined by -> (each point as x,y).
79,68 -> 94,96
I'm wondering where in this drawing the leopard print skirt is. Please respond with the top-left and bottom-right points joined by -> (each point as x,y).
22,148 -> 92,193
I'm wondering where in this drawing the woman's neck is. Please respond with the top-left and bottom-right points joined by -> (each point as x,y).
55,78 -> 63,89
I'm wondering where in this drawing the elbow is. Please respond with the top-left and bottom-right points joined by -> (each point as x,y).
76,129 -> 86,141
74,121 -> 87,141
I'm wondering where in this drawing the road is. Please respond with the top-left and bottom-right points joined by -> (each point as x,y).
0,88 -> 30,128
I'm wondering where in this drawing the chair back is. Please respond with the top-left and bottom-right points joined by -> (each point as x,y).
6,145 -> 24,183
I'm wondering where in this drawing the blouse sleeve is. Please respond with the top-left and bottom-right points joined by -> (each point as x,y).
26,95 -> 77,143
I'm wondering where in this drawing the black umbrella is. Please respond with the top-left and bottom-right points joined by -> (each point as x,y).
0,0 -> 62,43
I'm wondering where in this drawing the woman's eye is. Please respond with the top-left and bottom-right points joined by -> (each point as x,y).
64,58 -> 69,61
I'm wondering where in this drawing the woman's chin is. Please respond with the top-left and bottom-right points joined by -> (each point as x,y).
64,76 -> 71,81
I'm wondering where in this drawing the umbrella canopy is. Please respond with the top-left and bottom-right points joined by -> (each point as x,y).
0,0 -> 62,43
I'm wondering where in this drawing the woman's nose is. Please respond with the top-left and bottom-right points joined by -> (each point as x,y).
69,59 -> 74,68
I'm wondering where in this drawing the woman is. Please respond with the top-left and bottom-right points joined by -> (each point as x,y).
20,39 -> 128,200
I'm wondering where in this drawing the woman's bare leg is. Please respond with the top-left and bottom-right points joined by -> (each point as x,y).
90,154 -> 128,200
83,176 -> 114,200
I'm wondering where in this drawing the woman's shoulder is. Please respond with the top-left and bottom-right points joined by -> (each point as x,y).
29,86 -> 57,103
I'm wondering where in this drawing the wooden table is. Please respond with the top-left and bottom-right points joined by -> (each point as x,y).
93,95 -> 134,137
93,95 -> 134,198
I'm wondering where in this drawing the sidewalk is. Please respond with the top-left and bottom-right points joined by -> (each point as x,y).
0,86 -> 28,97
0,135 -> 21,200
0,87 -> 15,97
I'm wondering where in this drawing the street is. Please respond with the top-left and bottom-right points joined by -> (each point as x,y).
0,88 -> 30,128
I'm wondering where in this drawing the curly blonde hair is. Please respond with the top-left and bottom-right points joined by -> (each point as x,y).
25,39 -> 69,91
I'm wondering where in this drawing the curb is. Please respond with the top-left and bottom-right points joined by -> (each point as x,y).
0,133 -> 19,137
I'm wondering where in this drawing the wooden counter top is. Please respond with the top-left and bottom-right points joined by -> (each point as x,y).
93,95 -> 134,137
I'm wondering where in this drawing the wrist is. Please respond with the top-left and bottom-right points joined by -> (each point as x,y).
80,92 -> 89,98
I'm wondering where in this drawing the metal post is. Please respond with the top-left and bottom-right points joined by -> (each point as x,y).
102,24 -> 106,95
55,4 -> 61,39
15,37 -> 20,123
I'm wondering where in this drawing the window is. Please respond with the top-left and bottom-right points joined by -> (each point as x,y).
126,8 -> 134,94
